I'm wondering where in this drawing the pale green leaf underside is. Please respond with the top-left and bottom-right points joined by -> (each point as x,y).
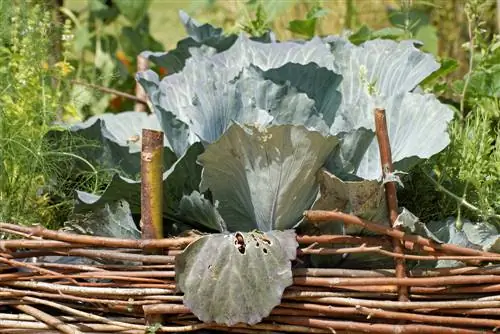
176,230 -> 297,325
64,200 -> 140,240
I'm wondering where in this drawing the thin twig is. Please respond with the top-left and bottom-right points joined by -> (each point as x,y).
71,80 -> 148,104
14,304 -> 80,334
303,210 -> 500,258
20,297 -> 145,330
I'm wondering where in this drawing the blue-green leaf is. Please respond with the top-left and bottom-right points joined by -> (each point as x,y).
176,229 -> 297,325
198,124 -> 338,232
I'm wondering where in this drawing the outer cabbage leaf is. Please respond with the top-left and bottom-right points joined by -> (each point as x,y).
141,11 -> 274,75
198,124 -> 338,232
47,111 -> 176,178
137,65 -> 328,156
176,230 -> 297,325
408,217 -> 500,268
64,200 -> 140,240
325,39 -> 452,179
206,34 -> 334,79
327,93 -> 454,180
68,111 -> 167,153
263,63 -> 342,127
75,143 -> 205,225
178,191 -> 227,233
328,38 -> 440,133
138,33 -> 333,117
257,39 -> 452,180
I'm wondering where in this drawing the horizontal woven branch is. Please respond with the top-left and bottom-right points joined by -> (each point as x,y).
1,222 -> 500,334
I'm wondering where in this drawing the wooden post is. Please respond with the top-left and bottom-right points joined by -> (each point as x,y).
141,129 -> 164,328
141,129 -> 164,250
374,108 -> 409,303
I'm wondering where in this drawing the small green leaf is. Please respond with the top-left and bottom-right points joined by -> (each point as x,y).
348,25 -> 372,45
288,18 -> 317,38
421,58 -> 458,87
176,230 -> 298,325
415,24 -> 438,55
349,26 -> 406,45
371,27 -> 406,40
89,0 -> 120,22
114,0 -> 151,26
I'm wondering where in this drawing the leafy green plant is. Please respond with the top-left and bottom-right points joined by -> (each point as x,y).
0,2 -> 76,227
405,0 -> 500,226
58,12 -> 467,325
287,3 -> 328,38
60,0 -> 163,118
241,3 -> 271,37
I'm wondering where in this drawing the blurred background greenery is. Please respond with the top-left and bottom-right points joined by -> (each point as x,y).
59,0 -> 499,118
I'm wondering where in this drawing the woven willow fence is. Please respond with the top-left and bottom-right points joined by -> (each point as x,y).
0,109 -> 499,334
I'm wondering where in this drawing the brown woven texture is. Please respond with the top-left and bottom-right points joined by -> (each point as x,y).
1,110 -> 498,333
1,217 -> 500,334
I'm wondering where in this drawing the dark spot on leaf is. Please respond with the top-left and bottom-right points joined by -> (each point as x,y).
256,242 -> 260,247
235,232 -> 246,254
261,236 -> 271,245
263,248 -> 268,254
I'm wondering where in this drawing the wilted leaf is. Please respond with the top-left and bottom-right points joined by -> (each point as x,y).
176,230 -> 297,325
311,168 -> 388,234
114,0 -> 151,26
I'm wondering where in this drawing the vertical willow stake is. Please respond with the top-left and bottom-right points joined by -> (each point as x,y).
374,108 -> 409,303
141,129 -> 164,328
141,129 -> 164,254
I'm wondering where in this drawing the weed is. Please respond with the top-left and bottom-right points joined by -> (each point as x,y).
0,1 -> 107,228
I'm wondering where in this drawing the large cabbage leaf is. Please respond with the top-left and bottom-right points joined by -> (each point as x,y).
137,64 -> 330,156
198,124 -> 338,232
403,217 -> 500,268
141,11 -> 274,75
176,229 -> 297,325
328,92 -> 454,179
326,39 -> 453,179
47,111 -> 176,178
75,143 -> 204,222
50,112 -> 212,227
64,200 -> 140,240
258,38 -> 453,180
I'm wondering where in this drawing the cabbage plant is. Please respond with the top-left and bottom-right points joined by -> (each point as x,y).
57,12 -> 459,325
